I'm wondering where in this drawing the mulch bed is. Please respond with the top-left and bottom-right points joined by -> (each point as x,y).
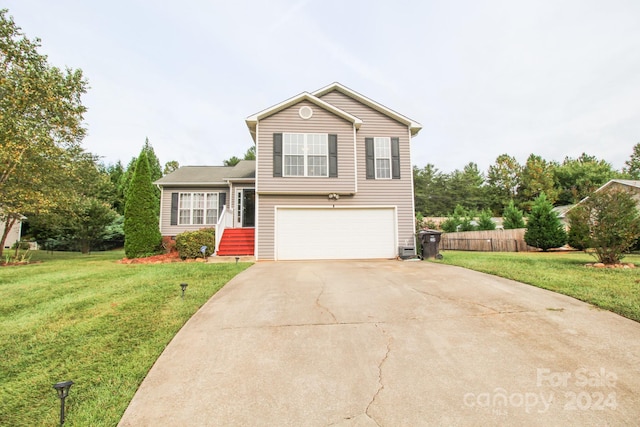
119,251 -> 182,264
119,252 -> 209,264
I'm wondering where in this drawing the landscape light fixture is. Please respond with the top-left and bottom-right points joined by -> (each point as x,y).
235,256 -> 239,264
53,380 -> 74,426
180,283 -> 188,298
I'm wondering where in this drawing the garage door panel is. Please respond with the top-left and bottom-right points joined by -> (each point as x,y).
276,208 -> 396,260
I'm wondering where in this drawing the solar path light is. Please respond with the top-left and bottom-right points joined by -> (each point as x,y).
53,380 -> 74,426
180,283 -> 188,298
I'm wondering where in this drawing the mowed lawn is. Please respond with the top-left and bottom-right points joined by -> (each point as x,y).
0,250 -> 251,427
436,250 -> 640,322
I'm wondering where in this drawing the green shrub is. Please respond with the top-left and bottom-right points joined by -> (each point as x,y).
524,193 -> 567,251
10,240 -> 31,250
175,228 -> 215,259
502,200 -> 526,229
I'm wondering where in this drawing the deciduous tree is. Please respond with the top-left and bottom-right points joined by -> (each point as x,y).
567,189 -> 640,264
0,9 -> 87,255
554,153 -> 616,205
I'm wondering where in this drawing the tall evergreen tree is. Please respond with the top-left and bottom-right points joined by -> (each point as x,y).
524,193 -> 567,251
120,138 -> 162,216
123,150 -> 161,258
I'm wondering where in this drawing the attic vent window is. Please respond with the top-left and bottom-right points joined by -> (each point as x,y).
299,106 -> 313,120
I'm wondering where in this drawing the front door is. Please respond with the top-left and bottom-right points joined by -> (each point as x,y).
236,188 -> 255,228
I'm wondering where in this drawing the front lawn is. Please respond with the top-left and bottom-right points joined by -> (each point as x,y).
0,250 -> 251,426
435,250 -> 640,322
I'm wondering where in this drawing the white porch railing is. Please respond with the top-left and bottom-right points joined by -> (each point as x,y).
214,205 -> 233,255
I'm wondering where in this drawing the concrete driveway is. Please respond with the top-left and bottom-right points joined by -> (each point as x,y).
118,260 -> 640,426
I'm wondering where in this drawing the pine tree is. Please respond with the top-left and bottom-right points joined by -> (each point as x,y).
123,150 -> 161,258
476,209 -> 496,230
524,193 -> 567,251
502,200 -> 526,229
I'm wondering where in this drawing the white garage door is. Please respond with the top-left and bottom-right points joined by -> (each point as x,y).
275,207 -> 396,260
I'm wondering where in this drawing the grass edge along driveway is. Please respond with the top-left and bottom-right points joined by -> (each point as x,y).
435,250 -> 640,323
0,250 -> 251,427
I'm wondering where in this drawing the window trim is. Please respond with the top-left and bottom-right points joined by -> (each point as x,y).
177,192 -> 219,225
283,133 -> 329,177
374,137 -> 392,180
365,137 -> 401,180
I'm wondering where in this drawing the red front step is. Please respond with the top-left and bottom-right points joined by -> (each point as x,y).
217,228 -> 255,256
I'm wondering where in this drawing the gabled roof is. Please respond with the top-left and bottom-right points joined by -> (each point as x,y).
565,179 -> 640,214
154,160 -> 255,186
245,92 -> 362,142
605,179 -> 640,189
312,82 -> 423,136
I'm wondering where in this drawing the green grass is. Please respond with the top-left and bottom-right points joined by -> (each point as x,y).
434,250 -> 640,322
0,250 -> 252,427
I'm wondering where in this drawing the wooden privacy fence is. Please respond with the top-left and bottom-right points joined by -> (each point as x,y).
440,229 -> 536,252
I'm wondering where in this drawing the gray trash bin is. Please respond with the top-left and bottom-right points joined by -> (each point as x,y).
418,229 -> 443,260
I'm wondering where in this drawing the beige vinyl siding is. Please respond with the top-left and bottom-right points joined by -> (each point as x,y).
255,91 -> 417,260
256,193 -> 414,260
159,187 -> 228,236
319,90 -> 415,257
256,100 -> 356,194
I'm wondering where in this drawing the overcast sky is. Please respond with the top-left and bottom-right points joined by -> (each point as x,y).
5,0 -> 640,173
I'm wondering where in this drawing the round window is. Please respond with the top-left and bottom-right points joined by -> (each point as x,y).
299,106 -> 313,120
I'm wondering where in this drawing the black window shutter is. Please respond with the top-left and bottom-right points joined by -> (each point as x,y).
391,137 -> 400,179
218,192 -> 226,218
365,138 -> 374,179
273,133 -> 283,177
328,134 -> 338,177
170,192 -> 179,225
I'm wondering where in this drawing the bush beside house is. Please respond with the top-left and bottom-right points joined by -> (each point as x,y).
175,229 -> 215,259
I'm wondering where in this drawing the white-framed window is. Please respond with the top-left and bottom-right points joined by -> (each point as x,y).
374,137 -> 391,179
178,192 -> 218,225
283,133 -> 328,177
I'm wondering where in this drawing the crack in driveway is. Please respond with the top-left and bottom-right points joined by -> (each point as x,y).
364,323 -> 391,426
316,285 -> 338,323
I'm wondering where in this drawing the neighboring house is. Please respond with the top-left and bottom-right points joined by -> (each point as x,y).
156,82 -> 422,260
568,179 -> 640,211
1,214 -> 24,250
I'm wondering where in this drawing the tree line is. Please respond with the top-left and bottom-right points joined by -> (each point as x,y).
414,149 -> 640,217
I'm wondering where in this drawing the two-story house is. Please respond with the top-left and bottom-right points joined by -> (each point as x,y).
155,83 -> 421,260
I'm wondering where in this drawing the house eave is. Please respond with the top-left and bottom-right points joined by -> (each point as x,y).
155,181 -> 230,187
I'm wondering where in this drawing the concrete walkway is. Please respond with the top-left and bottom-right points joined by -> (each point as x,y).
118,260 -> 640,426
